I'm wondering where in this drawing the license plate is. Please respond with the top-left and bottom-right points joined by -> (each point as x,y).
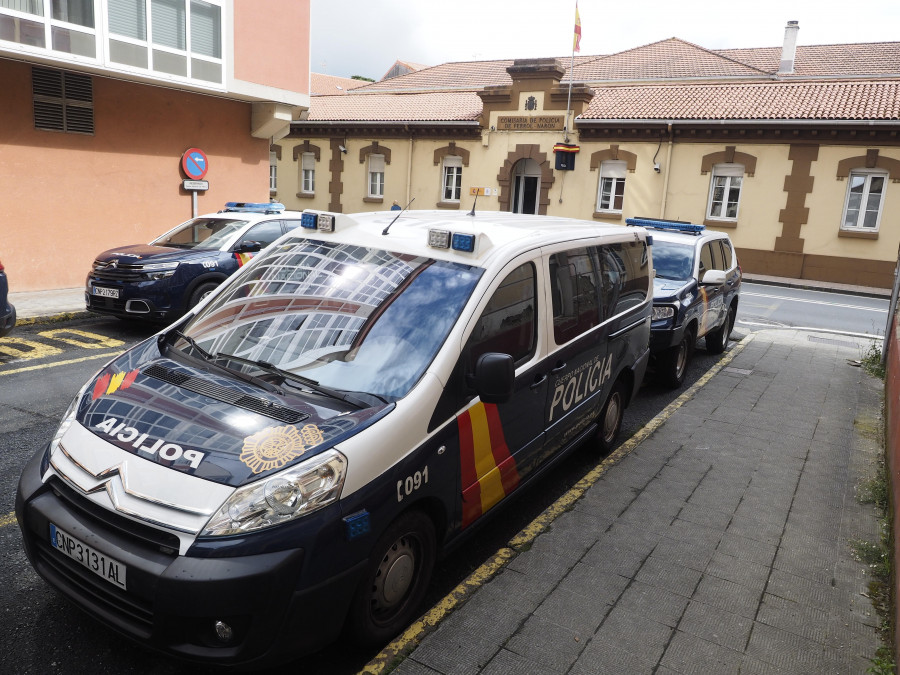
93,286 -> 120,299
50,523 -> 127,590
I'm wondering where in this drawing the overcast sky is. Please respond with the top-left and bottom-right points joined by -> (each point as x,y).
311,0 -> 900,80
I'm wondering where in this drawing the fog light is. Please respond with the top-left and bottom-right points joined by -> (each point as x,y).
214,620 -> 234,643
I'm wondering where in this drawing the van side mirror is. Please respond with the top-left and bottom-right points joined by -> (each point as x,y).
700,269 -> 726,286
236,240 -> 262,253
468,352 -> 515,405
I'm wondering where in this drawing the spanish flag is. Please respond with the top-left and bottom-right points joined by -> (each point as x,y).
573,2 -> 582,53
458,401 -> 520,529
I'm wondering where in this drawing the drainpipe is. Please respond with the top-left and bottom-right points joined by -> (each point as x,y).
659,123 -> 674,219
407,133 -> 413,206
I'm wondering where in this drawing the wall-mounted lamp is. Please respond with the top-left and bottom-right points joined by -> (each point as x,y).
338,145 -> 348,154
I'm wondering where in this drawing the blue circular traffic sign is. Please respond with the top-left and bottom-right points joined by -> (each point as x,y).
181,148 -> 209,180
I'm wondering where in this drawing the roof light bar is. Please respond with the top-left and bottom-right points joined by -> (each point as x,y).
317,213 -> 336,233
626,217 -> 705,234
223,202 -> 285,214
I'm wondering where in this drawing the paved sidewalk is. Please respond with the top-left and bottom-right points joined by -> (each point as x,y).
373,330 -> 886,675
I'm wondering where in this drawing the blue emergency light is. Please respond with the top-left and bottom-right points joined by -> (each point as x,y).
223,201 -> 285,214
626,217 -> 704,234
451,233 -> 476,253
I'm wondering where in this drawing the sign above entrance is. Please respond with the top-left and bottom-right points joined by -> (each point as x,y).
496,115 -> 565,131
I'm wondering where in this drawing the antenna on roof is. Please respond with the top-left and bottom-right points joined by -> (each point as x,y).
467,190 -> 479,217
382,197 -> 415,235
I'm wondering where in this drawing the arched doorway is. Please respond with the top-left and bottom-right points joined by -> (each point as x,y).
511,158 -> 542,214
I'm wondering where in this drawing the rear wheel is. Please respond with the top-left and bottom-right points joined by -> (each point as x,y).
597,380 -> 626,453
706,303 -> 735,355
658,325 -> 695,389
346,510 -> 436,647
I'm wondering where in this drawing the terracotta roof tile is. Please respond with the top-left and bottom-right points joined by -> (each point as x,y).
715,42 -> 900,77
308,91 -> 482,122
581,81 -> 900,121
310,73 -> 368,96
572,38 -> 769,82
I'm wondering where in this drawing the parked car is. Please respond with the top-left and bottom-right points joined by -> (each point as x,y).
85,202 -> 304,322
0,255 -> 15,338
626,217 -> 742,388
19,209 -> 653,668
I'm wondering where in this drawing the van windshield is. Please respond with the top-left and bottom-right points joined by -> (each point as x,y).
152,217 -> 249,250
181,237 -> 484,402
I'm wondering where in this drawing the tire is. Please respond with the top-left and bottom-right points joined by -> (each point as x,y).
187,281 -> 218,310
596,379 -> 626,453
658,325 -> 695,389
346,510 -> 436,647
705,303 -> 735,355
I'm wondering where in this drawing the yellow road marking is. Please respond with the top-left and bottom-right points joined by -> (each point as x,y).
360,335 -> 755,674
0,336 -> 63,360
0,512 -> 16,528
38,328 -> 124,350
0,350 -> 120,377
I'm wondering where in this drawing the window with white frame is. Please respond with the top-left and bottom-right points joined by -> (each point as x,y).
368,154 -> 385,198
442,155 -> 462,202
841,170 -> 887,232
269,150 -> 277,192
107,0 -> 223,84
597,160 -> 626,212
707,163 -> 744,220
0,0 -> 97,57
301,152 -> 315,194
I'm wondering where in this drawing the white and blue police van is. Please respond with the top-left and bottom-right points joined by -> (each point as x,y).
16,209 -> 652,668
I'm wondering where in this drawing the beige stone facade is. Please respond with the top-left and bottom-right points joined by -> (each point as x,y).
280,36 -> 900,288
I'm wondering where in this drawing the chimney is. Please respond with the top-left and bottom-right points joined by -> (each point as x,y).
778,20 -> 799,75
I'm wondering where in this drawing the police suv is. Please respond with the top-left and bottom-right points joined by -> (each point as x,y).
627,217 -> 741,388
17,209 -> 652,667
86,202 -> 304,322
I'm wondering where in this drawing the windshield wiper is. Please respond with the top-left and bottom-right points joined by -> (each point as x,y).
214,352 -> 382,409
157,329 -> 281,393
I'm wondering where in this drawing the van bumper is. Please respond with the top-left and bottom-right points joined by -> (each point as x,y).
15,446 -> 363,669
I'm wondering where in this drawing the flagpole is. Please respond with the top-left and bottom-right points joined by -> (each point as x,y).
565,1 -> 580,143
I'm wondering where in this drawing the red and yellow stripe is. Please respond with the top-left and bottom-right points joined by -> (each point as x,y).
458,402 -> 520,528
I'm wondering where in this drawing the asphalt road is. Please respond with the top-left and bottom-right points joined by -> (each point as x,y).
0,283 -> 885,673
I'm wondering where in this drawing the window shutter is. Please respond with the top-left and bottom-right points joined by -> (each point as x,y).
302,153 -> 315,171
151,0 -> 185,49
369,154 -> 385,173
600,160 -> 626,179
108,0 -> 146,39
190,0 -> 220,57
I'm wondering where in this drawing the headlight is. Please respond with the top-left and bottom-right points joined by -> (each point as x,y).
140,262 -> 179,279
202,449 -> 347,536
652,305 -> 675,321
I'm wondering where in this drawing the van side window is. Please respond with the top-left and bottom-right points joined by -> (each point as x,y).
550,248 -> 602,344
599,241 -> 649,318
467,263 -> 536,365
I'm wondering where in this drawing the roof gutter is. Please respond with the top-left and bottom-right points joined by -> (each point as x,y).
577,118 -> 900,126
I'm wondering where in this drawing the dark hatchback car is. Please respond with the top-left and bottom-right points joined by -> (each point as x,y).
627,217 -> 741,388
0,255 -> 15,338
86,202 -> 303,323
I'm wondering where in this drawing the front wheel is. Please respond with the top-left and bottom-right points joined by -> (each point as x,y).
705,304 -> 735,355
596,380 -> 626,453
346,510 -> 436,647
187,281 -> 218,310
658,326 -> 695,389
